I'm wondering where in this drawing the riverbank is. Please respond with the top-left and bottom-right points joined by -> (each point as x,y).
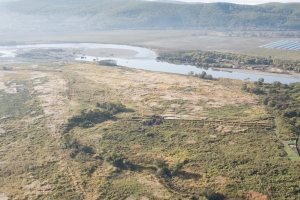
1,42 -> 299,83
81,48 -> 138,58
218,68 -> 300,79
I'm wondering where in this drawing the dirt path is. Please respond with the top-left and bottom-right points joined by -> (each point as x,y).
32,71 -> 68,137
60,159 -> 86,198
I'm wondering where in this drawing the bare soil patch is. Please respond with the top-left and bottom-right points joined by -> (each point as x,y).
32,71 -> 68,136
246,191 -> 268,200
81,48 -> 138,58
220,68 -> 300,78
0,193 -> 8,200
214,176 -> 227,184
137,175 -> 171,199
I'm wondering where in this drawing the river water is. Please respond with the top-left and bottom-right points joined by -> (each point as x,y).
0,43 -> 299,84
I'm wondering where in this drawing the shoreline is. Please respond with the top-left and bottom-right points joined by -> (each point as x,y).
81,47 -> 138,58
217,68 -> 300,79
1,41 -> 300,81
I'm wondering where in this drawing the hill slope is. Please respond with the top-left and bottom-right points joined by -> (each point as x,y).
2,0 -> 300,32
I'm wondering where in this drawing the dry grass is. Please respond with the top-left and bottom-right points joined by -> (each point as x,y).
0,62 -> 288,199
0,30 -> 294,55
243,47 -> 300,61
73,63 -> 262,120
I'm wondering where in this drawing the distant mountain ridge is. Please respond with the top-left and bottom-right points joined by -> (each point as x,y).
1,0 -> 300,32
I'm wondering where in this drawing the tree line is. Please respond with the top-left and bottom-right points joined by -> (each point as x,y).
243,79 -> 300,139
157,50 -> 300,73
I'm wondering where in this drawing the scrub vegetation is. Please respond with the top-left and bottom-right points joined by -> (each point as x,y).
2,0 -> 300,199
243,79 -> 300,158
158,50 -> 300,74
1,62 -> 300,199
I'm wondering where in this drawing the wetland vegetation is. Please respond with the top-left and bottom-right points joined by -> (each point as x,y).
1,62 -> 300,199
2,0 -> 300,199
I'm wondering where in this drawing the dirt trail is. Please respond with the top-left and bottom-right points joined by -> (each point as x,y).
32,71 -> 68,136
64,161 -> 86,197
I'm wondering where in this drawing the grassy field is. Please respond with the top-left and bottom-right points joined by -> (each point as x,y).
0,62 -> 300,199
2,30 -> 300,64
243,47 -> 300,61
1,30 -> 298,55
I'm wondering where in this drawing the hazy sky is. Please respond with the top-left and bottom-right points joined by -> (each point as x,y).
149,0 -> 300,5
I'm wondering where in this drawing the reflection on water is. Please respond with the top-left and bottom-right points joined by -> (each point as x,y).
0,50 -> 16,58
0,43 -> 156,58
77,55 -> 300,84
0,43 -> 299,84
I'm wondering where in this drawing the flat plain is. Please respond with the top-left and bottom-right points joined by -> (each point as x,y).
2,30 -> 299,54
1,30 -> 300,199
0,62 -> 300,199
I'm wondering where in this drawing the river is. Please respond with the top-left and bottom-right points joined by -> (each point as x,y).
0,43 -> 299,84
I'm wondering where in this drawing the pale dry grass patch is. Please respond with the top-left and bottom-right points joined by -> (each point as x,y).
137,175 -> 171,199
31,71 -> 69,136
71,63 -> 260,119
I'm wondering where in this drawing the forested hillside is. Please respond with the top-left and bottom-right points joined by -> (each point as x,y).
2,0 -> 300,32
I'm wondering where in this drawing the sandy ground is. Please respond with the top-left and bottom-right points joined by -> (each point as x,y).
219,68 -> 300,79
0,47 -> 138,63
0,193 -> 8,200
81,48 -> 138,58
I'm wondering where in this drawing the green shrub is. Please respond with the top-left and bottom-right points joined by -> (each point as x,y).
96,102 -> 126,115
105,153 -> 133,170
169,161 -> 183,176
